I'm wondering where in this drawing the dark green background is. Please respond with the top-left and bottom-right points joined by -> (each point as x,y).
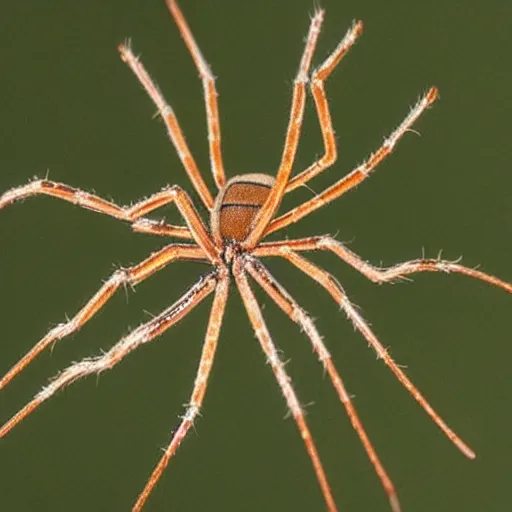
1,1 -> 510,511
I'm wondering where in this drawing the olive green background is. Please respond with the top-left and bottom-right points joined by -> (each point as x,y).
0,1 -> 510,511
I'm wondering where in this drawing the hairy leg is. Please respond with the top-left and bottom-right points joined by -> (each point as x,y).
233,256 -> 338,512
258,246 -> 476,459
165,0 -> 226,189
1,181 -> 218,260
0,244 -> 206,391
244,10 -> 325,248
0,271 -> 218,438
133,267 -> 229,511
254,236 -> 512,293
244,255 -> 400,512
119,42 -> 214,209
131,218 -> 192,239
286,21 -> 363,192
265,88 -> 438,237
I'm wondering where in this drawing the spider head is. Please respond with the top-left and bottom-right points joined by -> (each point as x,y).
221,240 -> 245,267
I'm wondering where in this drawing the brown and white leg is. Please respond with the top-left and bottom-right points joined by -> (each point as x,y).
0,244 -> 206,391
323,236 -> 512,292
244,10 -> 325,248
264,87 -> 439,237
0,181 -> 217,260
260,247 -> 476,459
118,42 -> 214,209
133,268 -> 229,511
131,218 -> 193,239
286,21 -> 363,193
122,185 -> 218,260
255,236 -> 512,294
0,271 -> 218,438
232,257 -> 338,512
244,255 -> 401,512
165,0 -> 226,190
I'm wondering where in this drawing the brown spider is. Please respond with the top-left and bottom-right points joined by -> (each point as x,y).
1,1 -> 510,511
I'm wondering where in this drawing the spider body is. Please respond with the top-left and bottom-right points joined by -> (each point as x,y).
1,1 -> 510,511
212,173 -> 275,244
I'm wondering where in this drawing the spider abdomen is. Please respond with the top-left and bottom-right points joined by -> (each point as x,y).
211,173 -> 275,244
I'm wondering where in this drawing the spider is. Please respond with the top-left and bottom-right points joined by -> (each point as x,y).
1,1 -> 511,511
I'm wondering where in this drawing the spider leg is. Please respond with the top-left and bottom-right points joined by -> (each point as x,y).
0,244 -> 206,391
259,246 -> 476,459
255,236 -> 512,294
264,87 -> 439,237
0,181 -> 218,260
244,10 -> 325,248
131,218 -> 193,239
165,0 -> 226,190
118,42 -> 214,209
232,256 -> 338,512
286,21 -> 363,193
0,271 -> 217,439
133,267 -> 229,511
244,255 -> 401,512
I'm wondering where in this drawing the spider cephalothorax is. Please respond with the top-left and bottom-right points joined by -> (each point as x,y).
1,1 -> 510,511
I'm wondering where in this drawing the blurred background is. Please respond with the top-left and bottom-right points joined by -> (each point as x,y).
0,1 -> 510,511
